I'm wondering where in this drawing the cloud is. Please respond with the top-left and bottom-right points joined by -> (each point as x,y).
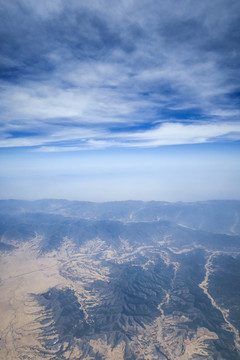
1,120 -> 240,150
118,121 -> 240,146
0,0 -> 240,151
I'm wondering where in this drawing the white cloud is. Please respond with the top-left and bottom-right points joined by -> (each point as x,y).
1,120 -> 239,150
119,122 -> 240,146
1,0 -> 240,152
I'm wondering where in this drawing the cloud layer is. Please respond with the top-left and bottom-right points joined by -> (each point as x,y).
1,0 -> 240,150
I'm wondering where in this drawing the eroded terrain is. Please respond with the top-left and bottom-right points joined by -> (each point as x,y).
0,200 -> 240,359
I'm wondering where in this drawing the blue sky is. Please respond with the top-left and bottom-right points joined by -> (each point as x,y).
0,0 -> 240,201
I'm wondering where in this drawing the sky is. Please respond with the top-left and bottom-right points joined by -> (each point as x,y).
0,0 -> 240,201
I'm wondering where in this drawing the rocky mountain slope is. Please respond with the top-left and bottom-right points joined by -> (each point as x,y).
0,200 -> 240,359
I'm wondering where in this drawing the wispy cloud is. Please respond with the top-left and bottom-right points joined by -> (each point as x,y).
1,120 -> 240,151
0,0 -> 240,150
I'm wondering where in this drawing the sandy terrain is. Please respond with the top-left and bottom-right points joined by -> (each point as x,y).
1,235 -> 239,359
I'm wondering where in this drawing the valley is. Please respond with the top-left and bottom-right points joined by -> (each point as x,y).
0,200 -> 240,359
